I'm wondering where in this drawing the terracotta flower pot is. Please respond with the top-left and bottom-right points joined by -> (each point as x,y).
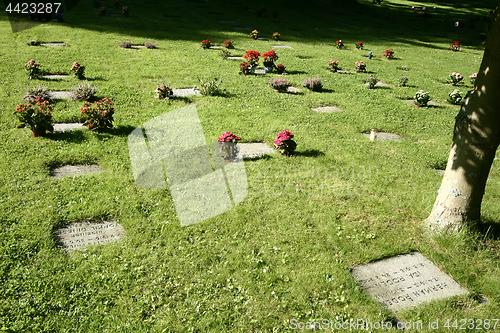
31,129 -> 46,137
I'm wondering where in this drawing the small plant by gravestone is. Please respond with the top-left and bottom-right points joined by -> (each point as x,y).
250,30 -> 259,40
450,40 -> 461,51
447,72 -> 463,86
155,84 -> 173,99
120,41 -> 132,48
239,62 -> 251,75
469,73 -> 477,85
274,130 -> 296,157
70,62 -> 85,79
220,49 -> 231,59
365,76 -> 378,89
13,97 -> 54,136
25,59 -> 41,79
355,61 -> 366,72
276,63 -> 286,74
24,85 -> 52,103
144,41 -> 157,49
201,39 -> 211,49
268,78 -> 291,92
70,82 -> 98,101
196,78 -> 223,96
218,131 -> 241,161
302,78 -> 323,92
223,40 -> 234,49
398,76 -> 409,87
414,90 -> 430,107
383,48 -> 394,59
447,89 -> 463,105
356,42 -> 364,50
328,59 -> 340,72
80,97 -> 115,132
273,32 -> 280,41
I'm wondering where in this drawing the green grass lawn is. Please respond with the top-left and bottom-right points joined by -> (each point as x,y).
1,0 -> 500,331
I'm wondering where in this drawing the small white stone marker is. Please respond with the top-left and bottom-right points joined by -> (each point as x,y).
172,88 -> 201,97
227,56 -> 245,60
40,42 -> 67,46
55,220 -> 125,250
50,165 -> 102,179
237,143 -> 275,159
53,123 -> 86,132
362,132 -> 401,141
352,252 -> 468,311
312,106 -> 342,113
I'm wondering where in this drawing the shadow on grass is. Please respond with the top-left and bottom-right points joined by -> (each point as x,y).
48,130 -> 87,144
476,218 -> 500,240
294,149 -> 325,157
284,70 -> 308,75
109,125 -> 137,136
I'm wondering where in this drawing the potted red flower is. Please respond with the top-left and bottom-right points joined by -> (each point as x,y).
262,50 -> 279,73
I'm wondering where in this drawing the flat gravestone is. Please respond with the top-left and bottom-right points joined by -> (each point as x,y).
237,143 -> 275,159
41,74 -> 69,79
49,91 -> 72,99
219,20 -> 237,23
337,70 -> 350,74
53,123 -> 86,132
254,68 -> 266,74
352,252 -> 468,312
375,82 -> 390,87
227,56 -> 245,60
40,42 -> 67,46
234,27 -> 252,30
405,99 -> 440,106
50,165 -> 102,179
287,86 -> 301,93
256,37 -> 268,41
272,45 -> 293,49
312,106 -> 342,113
362,132 -> 401,142
55,220 -> 125,250
435,169 -> 445,175
172,88 -> 201,97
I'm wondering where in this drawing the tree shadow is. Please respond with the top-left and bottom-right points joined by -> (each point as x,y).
475,218 -> 500,240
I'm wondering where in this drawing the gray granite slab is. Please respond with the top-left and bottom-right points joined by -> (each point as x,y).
362,132 -> 401,142
49,91 -> 72,99
227,56 -> 245,60
312,106 -> 342,113
405,99 -> 440,106
219,20 -> 237,23
40,42 -> 67,46
55,220 -> 125,250
237,143 -> 275,159
172,88 -> 201,97
254,68 -> 266,74
53,123 -> 86,132
41,74 -> 69,79
352,252 -> 468,311
271,45 -> 293,48
287,86 -> 300,93
50,165 -> 102,179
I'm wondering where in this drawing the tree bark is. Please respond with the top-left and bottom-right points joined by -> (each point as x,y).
426,3 -> 500,233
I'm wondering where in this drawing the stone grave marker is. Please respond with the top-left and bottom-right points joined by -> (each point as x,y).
254,68 -> 266,74
352,252 -> 468,312
272,45 -> 293,49
53,123 -> 86,132
287,86 -> 301,93
312,105 -> 342,113
50,165 -> 102,179
40,42 -> 67,47
48,91 -> 72,99
172,88 -> 201,97
55,220 -> 125,250
227,56 -> 245,60
219,20 -> 237,23
234,27 -> 252,30
237,143 -> 275,159
362,132 -> 401,142
41,74 -> 69,79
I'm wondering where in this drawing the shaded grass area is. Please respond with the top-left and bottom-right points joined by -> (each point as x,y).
1,0 -> 500,331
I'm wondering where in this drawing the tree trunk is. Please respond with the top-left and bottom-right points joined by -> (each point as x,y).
426,4 -> 500,233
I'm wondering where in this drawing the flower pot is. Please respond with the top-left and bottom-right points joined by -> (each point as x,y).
265,66 -> 274,73
31,129 -> 46,137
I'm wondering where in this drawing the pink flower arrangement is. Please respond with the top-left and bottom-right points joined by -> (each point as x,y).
70,61 -> 85,79
25,59 -> 41,79
218,131 -> 241,142
469,72 -> 478,85
274,130 -> 296,156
